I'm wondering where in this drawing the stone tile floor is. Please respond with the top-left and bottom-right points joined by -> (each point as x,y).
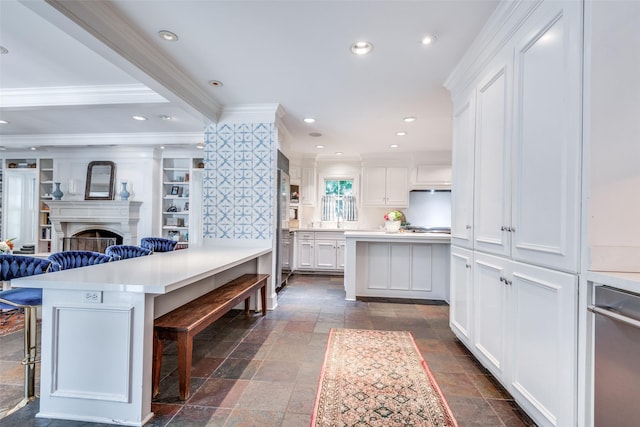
0,274 -> 536,426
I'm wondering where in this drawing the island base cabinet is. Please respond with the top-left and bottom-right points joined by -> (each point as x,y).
452,251 -> 577,427
358,242 -> 449,300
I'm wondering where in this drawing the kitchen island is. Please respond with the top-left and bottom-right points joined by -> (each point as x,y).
11,245 -> 272,426
344,231 -> 451,301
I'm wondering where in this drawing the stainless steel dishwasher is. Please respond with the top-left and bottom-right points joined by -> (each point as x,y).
588,286 -> 640,426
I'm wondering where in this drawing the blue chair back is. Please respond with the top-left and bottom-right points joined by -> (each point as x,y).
140,237 -> 178,253
48,250 -> 112,270
0,254 -> 58,281
105,245 -> 152,261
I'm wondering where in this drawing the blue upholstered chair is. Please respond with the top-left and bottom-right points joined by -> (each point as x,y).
0,254 -> 58,410
48,250 -> 112,270
140,237 -> 178,253
105,245 -> 152,261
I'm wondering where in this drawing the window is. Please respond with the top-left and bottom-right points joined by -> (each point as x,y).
321,179 -> 357,221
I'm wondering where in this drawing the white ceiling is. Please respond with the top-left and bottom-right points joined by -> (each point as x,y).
0,0 -> 498,158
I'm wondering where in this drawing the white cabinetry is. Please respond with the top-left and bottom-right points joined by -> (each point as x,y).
295,231 -> 344,271
411,164 -> 452,190
450,246 -> 473,345
451,96 -> 476,248
446,1 -> 582,426
300,167 -> 315,206
470,252 -> 577,427
362,167 -> 408,207
473,57 -> 511,258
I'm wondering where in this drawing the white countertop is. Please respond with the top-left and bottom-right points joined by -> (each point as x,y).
585,270 -> 640,294
11,246 -> 271,294
344,230 -> 451,243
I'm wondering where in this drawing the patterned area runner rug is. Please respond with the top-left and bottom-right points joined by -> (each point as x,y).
312,328 -> 458,427
0,310 -> 24,337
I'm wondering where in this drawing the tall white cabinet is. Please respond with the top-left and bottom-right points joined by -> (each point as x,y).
445,1 -> 582,426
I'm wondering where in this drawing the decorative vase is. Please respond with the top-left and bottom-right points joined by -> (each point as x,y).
384,220 -> 401,233
52,182 -> 64,200
119,182 -> 130,201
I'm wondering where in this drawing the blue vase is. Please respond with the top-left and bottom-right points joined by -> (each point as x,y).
52,182 -> 63,200
120,182 -> 130,201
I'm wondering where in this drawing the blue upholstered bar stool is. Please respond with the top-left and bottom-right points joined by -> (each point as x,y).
0,254 -> 58,413
140,237 -> 178,253
105,245 -> 152,261
48,250 -> 112,270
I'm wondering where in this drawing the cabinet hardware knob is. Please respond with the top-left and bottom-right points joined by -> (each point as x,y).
466,225 -> 472,229
499,276 -> 505,283
510,227 -> 516,232
501,226 -> 506,231
465,264 -> 471,269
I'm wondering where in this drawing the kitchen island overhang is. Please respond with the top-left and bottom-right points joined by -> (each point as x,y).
10,245 -> 272,426
343,231 -> 451,301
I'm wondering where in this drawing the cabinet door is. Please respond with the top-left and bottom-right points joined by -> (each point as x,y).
315,240 -> 337,269
336,241 -> 345,269
297,239 -> 314,269
300,167 -> 316,206
474,58 -> 512,257
384,167 -> 409,207
282,238 -> 291,269
473,252 -> 509,380
412,164 -> 452,190
451,95 -> 476,248
509,261 -> 577,427
362,167 -> 387,206
450,246 -> 473,345
511,0 -> 582,273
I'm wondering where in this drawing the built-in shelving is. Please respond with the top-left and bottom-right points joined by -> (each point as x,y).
161,157 -> 203,244
38,158 -> 54,253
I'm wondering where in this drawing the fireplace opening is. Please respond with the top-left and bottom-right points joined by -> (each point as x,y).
64,229 -> 123,253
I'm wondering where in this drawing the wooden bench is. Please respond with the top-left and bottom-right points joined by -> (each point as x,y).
152,273 -> 269,400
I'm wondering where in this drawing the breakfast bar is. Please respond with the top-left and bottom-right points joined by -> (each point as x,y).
11,245 -> 272,426
344,231 -> 451,301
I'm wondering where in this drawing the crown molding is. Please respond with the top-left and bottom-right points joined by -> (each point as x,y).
444,0 -> 542,95
0,84 -> 166,108
0,131 -> 203,148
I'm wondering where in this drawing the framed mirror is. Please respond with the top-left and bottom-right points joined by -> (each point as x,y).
85,161 -> 116,200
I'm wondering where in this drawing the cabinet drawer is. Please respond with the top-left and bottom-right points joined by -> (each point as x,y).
314,231 -> 345,240
297,232 -> 315,240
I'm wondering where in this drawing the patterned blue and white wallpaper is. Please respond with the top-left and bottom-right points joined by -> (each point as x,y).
203,123 -> 275,240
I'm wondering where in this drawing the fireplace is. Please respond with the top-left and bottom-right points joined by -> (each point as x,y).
46,200 -> 143,253
63,229 -> 124,253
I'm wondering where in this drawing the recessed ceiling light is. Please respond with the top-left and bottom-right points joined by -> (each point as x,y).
421,35 -> 438,45
0,46 -> 8,54
159,146 -> 166,150
196,143 -> 205,149
30,147 -> 37,151
403,116 -> 417,122
303,117 -> 316,124
208,80 -> 223,87
309,132 -> 322,137
132,115 -> 147,121
396,131 -> 407,136
335,152 -> 343,156
0,147 -> 7,151
160,115 -> 172,121
158,30 -> 178,42
316,145 -> 325,149
390,144 -> 399,148
0,120 -> 9,124
351,41 -> 374,55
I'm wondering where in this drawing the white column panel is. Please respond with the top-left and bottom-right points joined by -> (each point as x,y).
411,244 -> 432,291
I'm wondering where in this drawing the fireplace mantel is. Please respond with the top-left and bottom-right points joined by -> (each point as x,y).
47,200 -> 143,251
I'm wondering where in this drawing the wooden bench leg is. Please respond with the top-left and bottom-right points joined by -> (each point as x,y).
152,330 -> 163,398
244,296 -> 250,314
176,333 -> 193,400
260,282 -> 267,316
